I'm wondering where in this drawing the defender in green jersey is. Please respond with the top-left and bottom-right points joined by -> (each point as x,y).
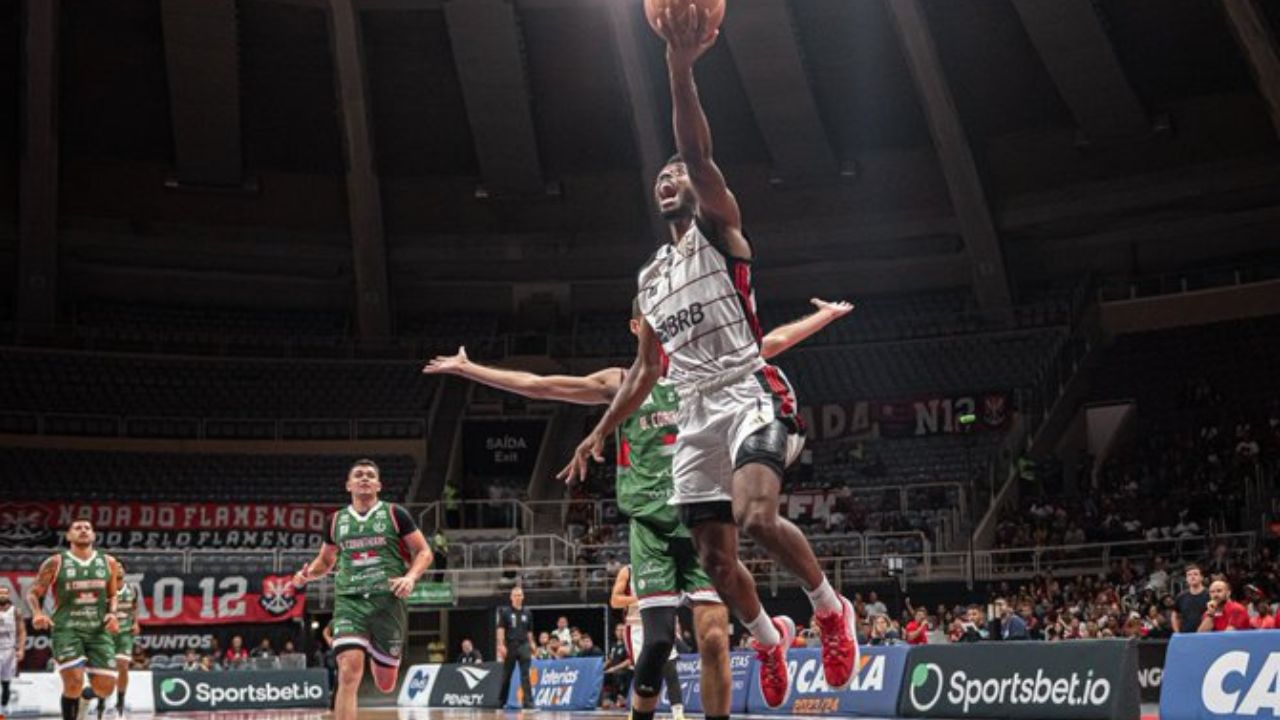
425,297 -> 851,719
98,561 -> 138,719
28,520 -> 121,720
294,459 -> 433,720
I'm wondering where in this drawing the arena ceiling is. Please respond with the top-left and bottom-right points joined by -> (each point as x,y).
1,0 -> 1279,331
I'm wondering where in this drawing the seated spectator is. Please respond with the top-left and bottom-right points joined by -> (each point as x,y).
182,648 -> 201,671
553,617 -> 572,645
869,615 -> 900,645
904,607 -> 931,646
995,598 -> 1028,640
577,633 -> 603,658
952,605 -> 988,642
130,645 -> 150,670
864,591 -> 888,618
1199,580 -> 1252,632
224,635 -> 249,668
457,638 -> 483,665
1252,600 -> 1276,630
251,637 -> 276,659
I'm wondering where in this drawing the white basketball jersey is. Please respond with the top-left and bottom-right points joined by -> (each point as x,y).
638,222 -> 763,385
0,606 -> 15,651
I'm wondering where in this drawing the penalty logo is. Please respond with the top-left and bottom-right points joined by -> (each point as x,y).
458,666 -> 491,690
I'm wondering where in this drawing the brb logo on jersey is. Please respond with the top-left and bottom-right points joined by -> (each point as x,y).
654,302 -> 705,344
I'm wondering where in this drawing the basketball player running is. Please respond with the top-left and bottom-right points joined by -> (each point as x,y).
559,3 -> 859,708
293,459 -> 434,720
97,562 -> 139,720
0,586 -> 26,717
27,520 -> 121,720
425,297 -> 850,719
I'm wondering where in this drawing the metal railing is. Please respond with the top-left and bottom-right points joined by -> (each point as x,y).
976,532 -> 1257,580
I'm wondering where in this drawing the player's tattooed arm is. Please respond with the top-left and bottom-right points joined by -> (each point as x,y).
658,3 -> 746,255
28,554 -> 59,630
104,556 -> 121,633
560,320 -> 664,484
761,299 -> 855,359
424,346 -> 622,406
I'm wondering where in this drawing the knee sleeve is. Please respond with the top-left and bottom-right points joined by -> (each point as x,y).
679,501 -> 734,530
634,607 -> 676,698
734,420 -> 800,476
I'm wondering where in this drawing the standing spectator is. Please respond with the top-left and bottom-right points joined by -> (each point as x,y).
995,598 -> 1028,640
904,607 -> 931,646
865,591 -> 888,619
496,586 -> 536,712
602,624 -> 633,708
553,617 -> 572,646
1173,564 -> 1210,633
224,635 -> 249,668
1198,580 -> 1252,632
456,639 -> 483,664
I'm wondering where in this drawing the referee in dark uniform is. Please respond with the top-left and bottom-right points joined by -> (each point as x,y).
497,586 -> 537,711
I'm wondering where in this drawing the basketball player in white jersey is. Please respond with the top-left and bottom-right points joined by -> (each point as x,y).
0,586 -> 26,715
561,3 -> 858,709
611,565 -> 685,720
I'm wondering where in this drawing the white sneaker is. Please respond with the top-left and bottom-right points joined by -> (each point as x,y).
102,706 -> 119,720
672,704 -> 686,720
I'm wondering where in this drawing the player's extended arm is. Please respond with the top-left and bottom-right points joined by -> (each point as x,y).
610,567 -> 636,610
293,544 -> 339,587
424,346 -> 622,406
27,555 -> 58,630
760,299 -> 855,359
659,4 -> 745,252
559,320 -> 664,484
15,606 -> 26,659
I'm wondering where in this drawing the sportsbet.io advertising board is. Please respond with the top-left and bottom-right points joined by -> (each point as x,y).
152,670 -> 330,711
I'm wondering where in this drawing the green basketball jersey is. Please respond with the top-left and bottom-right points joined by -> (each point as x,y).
115,582 -> 138,634
331,502 -> 408,597
616,380 -> 682,531
52,550 -> 112,633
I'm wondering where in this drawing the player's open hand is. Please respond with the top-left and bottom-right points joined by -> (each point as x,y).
422,346 -> 470,375
657,2 -> 718,68
811,298 -> 854,319
389,576 -> 416,599
558,433 -> 605,485
32,614 -> 53,631
105,615 -> 120,635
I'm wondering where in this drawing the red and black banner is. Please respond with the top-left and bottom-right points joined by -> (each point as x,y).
1,570 -> 305,626
0,501 -> 337,549
801,391 -> 1012,441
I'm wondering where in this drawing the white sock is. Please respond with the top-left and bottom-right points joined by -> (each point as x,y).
746,610 -> 781,647
805,577 -> 842,615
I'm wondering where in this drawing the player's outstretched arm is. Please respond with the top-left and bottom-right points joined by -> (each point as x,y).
559,320 -> 664,484
760,299 -> 855,359
423,346 -> 622,406
658,4 -> 744,250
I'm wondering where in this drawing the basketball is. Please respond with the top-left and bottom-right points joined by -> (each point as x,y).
645,0 -> 726,38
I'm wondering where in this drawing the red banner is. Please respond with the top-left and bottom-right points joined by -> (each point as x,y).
0,501 -> 337,549
1,571 -> 305,626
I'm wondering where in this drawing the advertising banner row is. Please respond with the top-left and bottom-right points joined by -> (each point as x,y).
397,640 -> 1172,720
4,669 -> 329,716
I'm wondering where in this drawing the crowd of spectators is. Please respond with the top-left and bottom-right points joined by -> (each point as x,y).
106,634 -> 309,673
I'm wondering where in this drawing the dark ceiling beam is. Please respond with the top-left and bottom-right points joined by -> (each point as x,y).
329,0 -> 393,338
1221,0 -> 1280,139
886,0 -> 1011,308
607,1 -> 670,244
1010,0 -> 1148,142
17,0 -> 59,332
159,0 -> 244,187
444,0 -> 545,195
721,0 -> 836,181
